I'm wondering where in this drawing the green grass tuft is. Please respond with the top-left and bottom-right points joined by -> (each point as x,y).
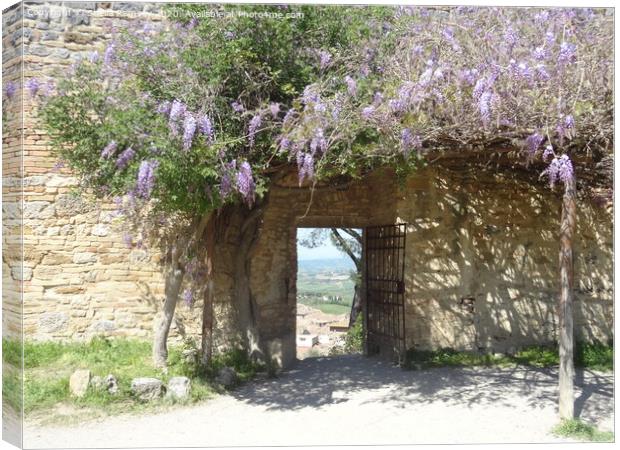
405,343 -> 613,371
2,338 -> 23,367
552,419 -> 614,442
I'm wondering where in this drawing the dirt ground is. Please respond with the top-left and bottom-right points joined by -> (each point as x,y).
23,355 -> 614,448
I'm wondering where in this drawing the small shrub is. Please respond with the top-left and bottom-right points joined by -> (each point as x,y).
552,419 -> 614,442
575,341 -> 613,371
512,345 -> 559,367
343,315 -> 364,354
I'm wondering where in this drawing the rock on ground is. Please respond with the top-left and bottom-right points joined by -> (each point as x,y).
215,367 -> 238,388
166,377 -> 191,401
131,378 -> 163,401
69,369 -> 91,397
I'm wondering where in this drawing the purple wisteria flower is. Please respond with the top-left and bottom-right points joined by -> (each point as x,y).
535,64 -> 550,82
297,152 -> 314,184
504,26 -> 518,49
25,78 -> 40,98
104,43 -> 115,66
219,160 -> 236,197
101,141 -> 118,159
345,76 -> 357,96
302,86 -> 319,105
373,91 -> 384,104
458,69 -> 476,85
231,101 -> 244,113
310,128 -> 327,154
248,114 -> 262,146
135,159 -> 159,199
156,100 -> 171,116
543,144 -> 555,162
558,42 -> 576,64
278,136 -> 291,151
556,115 -> 575,143
182,289 -> 193,307
89,51 -> 99,63
168,100 -> 186,134
123,233 -> 133,249
236,161 -> 255,206
270,103 -> 280,118
115,147 -> 136,170
318,50 -> 332,69
4,81 -> 17,99
401,128 -> 422,156
362,105 -> 375,119
478,91 -> 493,126
545,31 -> 555,44
197,114 -> 214,142
282,108 -> 295,126
182,113 -> 197,150
525,133 -> 544,159
544,154 -> 574,187
533,46 -> 548,61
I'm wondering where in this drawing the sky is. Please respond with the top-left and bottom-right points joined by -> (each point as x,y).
296,228 -> 344,260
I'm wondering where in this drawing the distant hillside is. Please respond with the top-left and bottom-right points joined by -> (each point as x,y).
298,257 -> 356,272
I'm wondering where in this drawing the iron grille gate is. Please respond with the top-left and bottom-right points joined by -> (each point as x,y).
365,224 -> 407,362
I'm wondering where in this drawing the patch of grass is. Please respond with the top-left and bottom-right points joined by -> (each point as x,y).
552,419 -> 614,442
309,303 -> 351,315
575,341 -> 613,371
3,366 -> 22,413
405,348 -> 511,369
23,337 -> 263,422
2,338 -> 23,367
405,343 -> 613,372
512,345 -> 559,367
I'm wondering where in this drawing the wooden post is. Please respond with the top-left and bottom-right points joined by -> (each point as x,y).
558,174 -> 576,419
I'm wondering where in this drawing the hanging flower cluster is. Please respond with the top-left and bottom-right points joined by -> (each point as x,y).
155,99 -> 215,151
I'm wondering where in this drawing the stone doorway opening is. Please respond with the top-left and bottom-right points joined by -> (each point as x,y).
295,227 -> 363,359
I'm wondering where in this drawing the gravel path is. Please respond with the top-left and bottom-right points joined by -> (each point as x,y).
24,355 -> 614,448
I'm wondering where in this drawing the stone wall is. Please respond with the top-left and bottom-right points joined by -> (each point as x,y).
397,166 -> 613,354
3,4 -> 25,447
7,1 -> 203,343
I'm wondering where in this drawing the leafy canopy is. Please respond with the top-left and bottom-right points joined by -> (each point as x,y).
39,6 -> 612,223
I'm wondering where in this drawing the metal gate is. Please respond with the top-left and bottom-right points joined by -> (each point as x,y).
365,224 -> 407,362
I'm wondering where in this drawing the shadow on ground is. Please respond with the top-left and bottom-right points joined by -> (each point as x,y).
232,354 -> 613,424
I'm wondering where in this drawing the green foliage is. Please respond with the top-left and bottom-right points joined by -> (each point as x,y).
405,343 -> 614,371
2,367 -> 22,413
552,419 -> 614,442
22,337 -> 263,418
343,315 -> 364,354
511,345 -> 559,367
2,338 -> 22,367
40,4 -> 394,218
405,348 -> 511,369
575,341 -> 614,371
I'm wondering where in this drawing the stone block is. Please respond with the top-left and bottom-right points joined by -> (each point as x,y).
166,376 -> 191,401
69,369 -> 91,397
38,312 -> 69,332
131,377 -> 163,401
73,252 -> 97,264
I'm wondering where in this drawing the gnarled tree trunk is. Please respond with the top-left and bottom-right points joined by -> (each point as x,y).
234,202 -> 266,361
558,175 -> 576,419
153,247 -> 184,368
200,216 -> 217,365
349,283 -> 362,328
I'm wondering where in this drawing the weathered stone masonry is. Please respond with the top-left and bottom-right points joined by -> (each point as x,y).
4,2 -> 203,343
3,2 -> 613,369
